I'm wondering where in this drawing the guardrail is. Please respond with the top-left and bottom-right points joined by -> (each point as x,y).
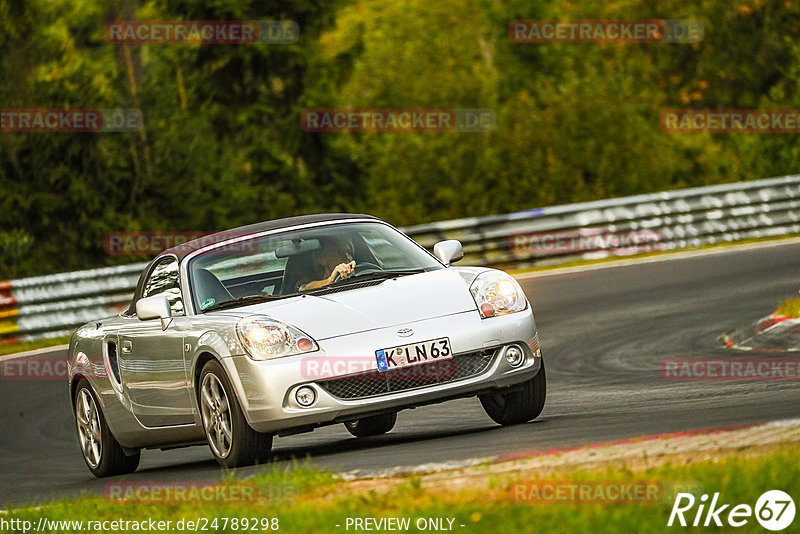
0,264 -> 145,346
404,174 -> 800,268
2,174 -> 799,346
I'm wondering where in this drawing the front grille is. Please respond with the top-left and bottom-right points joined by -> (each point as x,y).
317,349 -> 497,399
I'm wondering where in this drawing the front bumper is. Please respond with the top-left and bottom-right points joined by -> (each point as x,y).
222,307 -> 540,434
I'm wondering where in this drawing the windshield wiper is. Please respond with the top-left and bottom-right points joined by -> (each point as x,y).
202,293 -> 298,312
330,268 -> 430,286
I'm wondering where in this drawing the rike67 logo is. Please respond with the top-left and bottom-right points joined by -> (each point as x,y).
668,490 -> 795,531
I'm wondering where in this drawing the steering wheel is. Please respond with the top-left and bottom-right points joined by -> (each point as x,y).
332,262 -> 382,283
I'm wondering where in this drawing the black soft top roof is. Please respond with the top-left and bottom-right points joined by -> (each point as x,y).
124,213 -> 379,315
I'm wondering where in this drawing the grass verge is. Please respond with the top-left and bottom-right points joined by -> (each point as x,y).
777,298 -> 800,318
0,335 -> 70,357
4,445 -> 798,533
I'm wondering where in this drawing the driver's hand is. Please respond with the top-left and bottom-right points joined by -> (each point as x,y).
329,260 -> 356,282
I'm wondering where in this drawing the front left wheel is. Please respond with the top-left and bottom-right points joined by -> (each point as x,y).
74,379 -> 140,478
199,359 -> 272,468
479,359 -> 546,425
344,412 -> 397,437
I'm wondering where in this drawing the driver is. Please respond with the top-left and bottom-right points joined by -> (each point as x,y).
298,235 -> 356,291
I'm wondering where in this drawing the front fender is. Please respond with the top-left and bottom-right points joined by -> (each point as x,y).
189,328 -> 257,427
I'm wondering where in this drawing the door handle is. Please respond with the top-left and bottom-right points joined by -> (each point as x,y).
121,340 -> 133,353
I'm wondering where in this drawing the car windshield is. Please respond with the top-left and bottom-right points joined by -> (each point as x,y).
187,221 -> 443,312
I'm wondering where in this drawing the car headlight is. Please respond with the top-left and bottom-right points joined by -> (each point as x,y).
236,316 -> 318,360
469,271 -> 528,318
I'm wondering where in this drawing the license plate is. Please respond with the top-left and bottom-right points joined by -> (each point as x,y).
375,337 -> 452,372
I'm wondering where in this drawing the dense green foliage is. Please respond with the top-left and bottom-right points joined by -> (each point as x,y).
1,0 -> 799,277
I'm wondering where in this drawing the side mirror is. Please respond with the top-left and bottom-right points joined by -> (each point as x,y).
136,295 -> 172,329
433,240 -> 464,265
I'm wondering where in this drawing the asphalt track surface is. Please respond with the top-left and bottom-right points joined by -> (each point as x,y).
2,242 -> 799,507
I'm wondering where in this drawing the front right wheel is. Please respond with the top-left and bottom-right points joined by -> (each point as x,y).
199,359 -> 272,468
74,379 -> 140,477
479,359 -> 546,425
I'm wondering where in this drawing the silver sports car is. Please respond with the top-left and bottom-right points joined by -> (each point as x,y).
68,214 -> 545,477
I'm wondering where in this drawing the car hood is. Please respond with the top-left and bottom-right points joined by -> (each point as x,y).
209,268 -> 480,340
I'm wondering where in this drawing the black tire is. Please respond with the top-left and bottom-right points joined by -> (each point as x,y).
479,359 -> 546,425
344,412 -> 397,437
199,359 -> 272,468
73,379 -> 140,478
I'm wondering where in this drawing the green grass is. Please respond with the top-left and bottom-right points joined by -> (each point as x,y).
4,446 -> 798,533
248,458 -> 339,493
777,298 -> 800,318
0,335 -> 70,356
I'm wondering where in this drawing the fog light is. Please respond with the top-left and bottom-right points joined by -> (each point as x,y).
295,386 -> 316,407
505,346 -> 525,367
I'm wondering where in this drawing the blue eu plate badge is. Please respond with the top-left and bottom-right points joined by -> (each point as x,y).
376,349 -> 389,372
